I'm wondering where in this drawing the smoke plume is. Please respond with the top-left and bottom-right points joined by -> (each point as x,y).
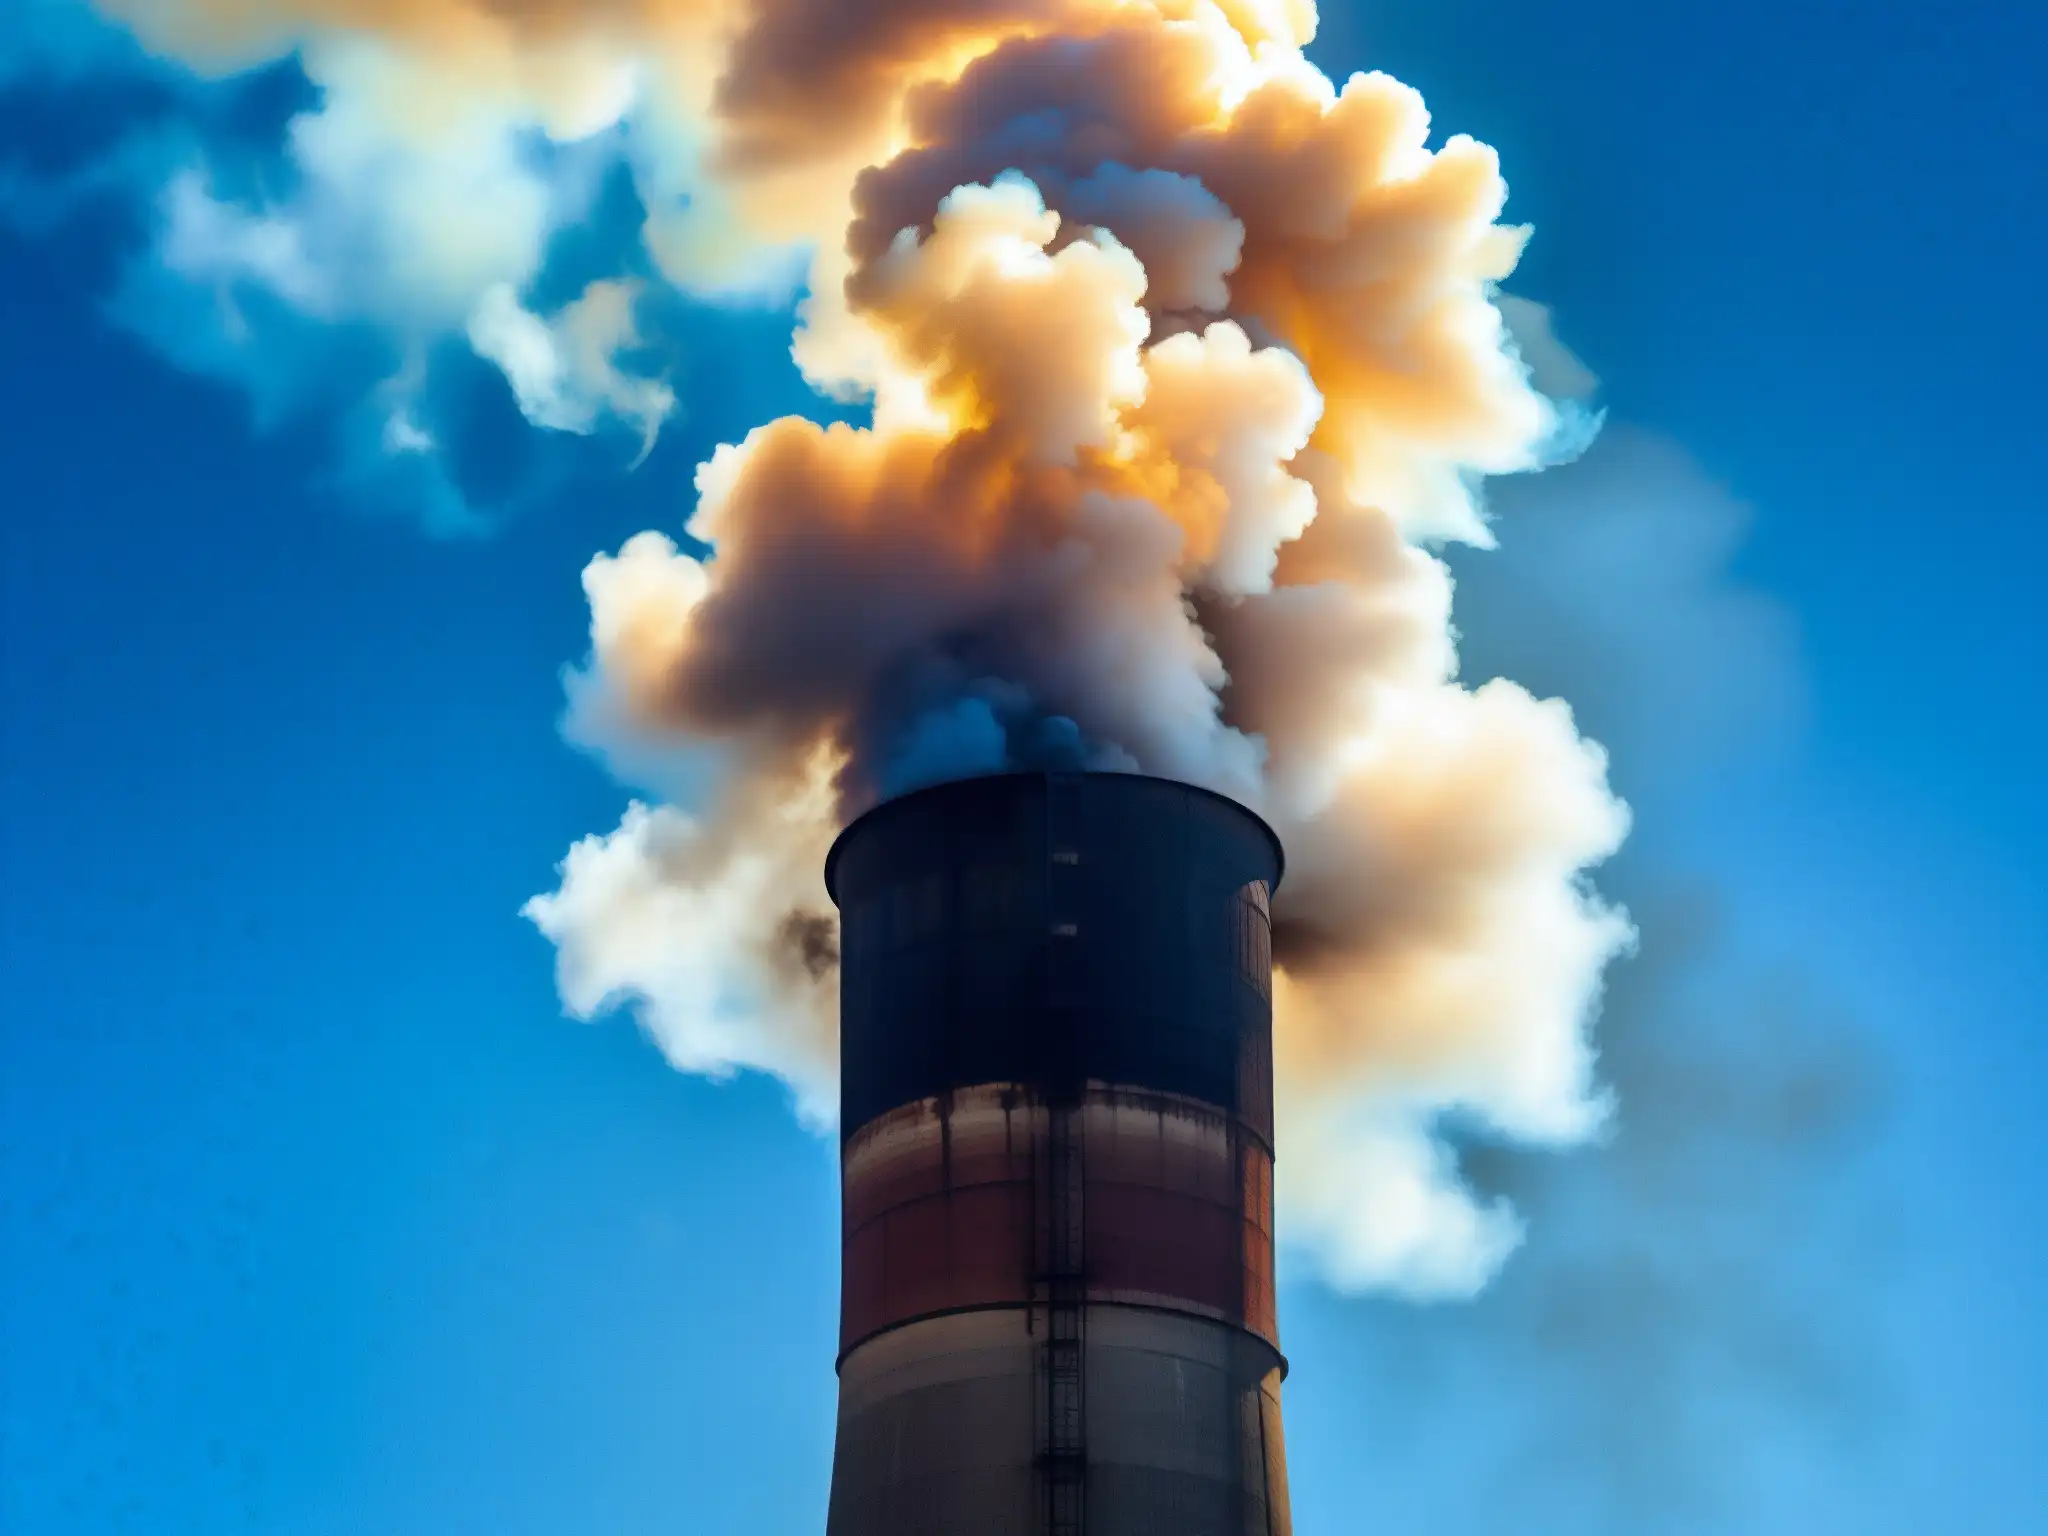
92,0 -> 1634,1295
1285,427 -> 1884,1530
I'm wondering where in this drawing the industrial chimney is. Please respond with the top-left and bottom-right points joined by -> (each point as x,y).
822,771 -> 1292,1536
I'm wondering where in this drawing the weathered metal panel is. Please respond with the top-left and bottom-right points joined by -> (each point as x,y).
840,1085 -> 1279,1354
827,1307 -> 1291,1536
828,1309 -> 1039,1536
829,773 -> 1282,1137
1083,1308 -> 1286,1536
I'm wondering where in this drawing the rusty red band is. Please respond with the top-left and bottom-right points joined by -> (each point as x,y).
840,1083 -> 1278,1357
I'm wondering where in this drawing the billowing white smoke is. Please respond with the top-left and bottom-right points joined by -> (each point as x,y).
524,744 -> 844,1127
87,0 -> 1633,1297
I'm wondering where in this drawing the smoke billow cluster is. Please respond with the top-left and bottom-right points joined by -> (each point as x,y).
104,0 -> 1633,1294
1302,428 -> 1884,1529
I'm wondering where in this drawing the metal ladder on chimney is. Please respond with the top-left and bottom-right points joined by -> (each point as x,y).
1039,775 -> 1087,1536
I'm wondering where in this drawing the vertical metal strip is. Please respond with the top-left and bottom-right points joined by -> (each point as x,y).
1040,775 -> 1087,1536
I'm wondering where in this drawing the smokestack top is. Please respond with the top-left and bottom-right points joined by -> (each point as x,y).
826,769 -> 1285,1141
824,769 -> 1285,906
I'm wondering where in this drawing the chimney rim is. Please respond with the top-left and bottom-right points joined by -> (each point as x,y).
823,769 -> 1285,907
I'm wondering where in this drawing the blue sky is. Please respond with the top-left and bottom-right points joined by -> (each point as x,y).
2,2 -> 2043,1533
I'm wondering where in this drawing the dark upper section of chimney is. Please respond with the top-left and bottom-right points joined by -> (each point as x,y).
827,772 -> 1284,1141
